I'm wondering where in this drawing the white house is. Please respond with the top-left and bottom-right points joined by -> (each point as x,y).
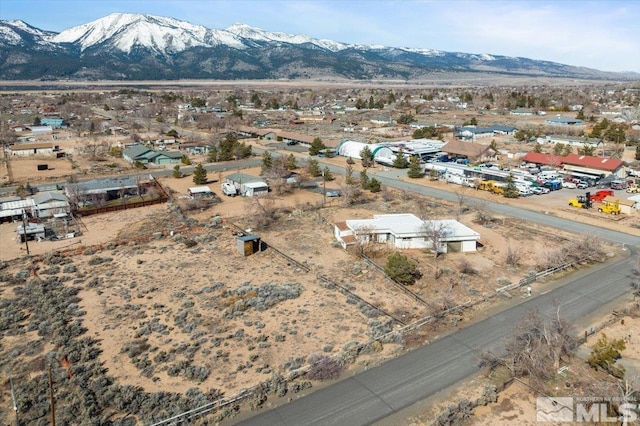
334,214 -> 480,252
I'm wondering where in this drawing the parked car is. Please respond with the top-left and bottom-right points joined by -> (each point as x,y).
530,187 -> 545,195
562,181 -> 577,189
576,182 -> 589,189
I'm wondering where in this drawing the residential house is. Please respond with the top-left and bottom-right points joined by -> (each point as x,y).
546,116 -> 584,126
225,173 -> 269,197
334,214 -> 480,253
455,125 -> 517,141
441,139 -> 495,162
65,176 -> 140,207
122,145 -> 183,165
32,192 -> 70,218
40,118 -> 65,128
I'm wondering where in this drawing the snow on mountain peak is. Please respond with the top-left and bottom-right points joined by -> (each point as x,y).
50,12 -> 214,53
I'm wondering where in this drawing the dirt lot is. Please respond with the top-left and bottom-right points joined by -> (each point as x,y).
0,145 -> 637,424
3,165 -> 620,424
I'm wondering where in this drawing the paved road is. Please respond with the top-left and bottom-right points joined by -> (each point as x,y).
237,154 -> 640,425
240,248 -> 637,426
4,146 -> 639,424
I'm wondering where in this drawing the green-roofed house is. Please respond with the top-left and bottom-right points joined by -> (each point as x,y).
123,145 -> 183,165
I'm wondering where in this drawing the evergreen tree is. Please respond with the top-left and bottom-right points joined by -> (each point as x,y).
207,147 -> 218,163
533,143 -> 543,153
393,151 -> 409,169
368,95 -> 375,109
192,164 -> 207,185
368,178 -> 381,193
307,158 -> 321,177
286,153 -> 297,170
397,114 -> 414,125
360,169 -> 369,189
309,137 -> 326,156
172,165 -> 182,178
384,252 -> 421,285
587,333 -> 626,378
345,165 -> 356,185
503,174 -> 520,198
360,146 -> 373,168
322,166 -> 333,181
635,144 -> 640,161
219,133 -> 238,161
261,151 -> 273,174
407,156 -> 424,178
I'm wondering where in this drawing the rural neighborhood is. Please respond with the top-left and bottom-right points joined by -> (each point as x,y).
0,80 -> 639,425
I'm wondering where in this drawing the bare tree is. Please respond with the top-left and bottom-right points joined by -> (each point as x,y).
454,190 -> 468,219
473,201 -> 494,226
505,242 -> 522,268
487,307 -> 577,388
250,197 -> 278,229
422,220 -> 450,259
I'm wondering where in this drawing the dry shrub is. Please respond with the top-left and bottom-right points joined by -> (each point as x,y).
306,354 -> 343,381
505,244 -> 521,268
458,259 -> 478,275
537,235 -> 606,270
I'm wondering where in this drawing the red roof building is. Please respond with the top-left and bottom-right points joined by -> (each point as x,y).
522,152 -> 624,178
561,153 -> 623,172
521,152 -> 564,167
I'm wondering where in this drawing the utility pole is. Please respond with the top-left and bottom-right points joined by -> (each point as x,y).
48,365 -> 55,426
10,377 -> 19,426
21,209 -> 30,256
322,170 -> 326,206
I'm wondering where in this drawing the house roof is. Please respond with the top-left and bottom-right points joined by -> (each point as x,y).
32,192 -> 68,204
226,172 -> 264,184
343,214 -> 480,241
188,186 -> 211,194
546,116 -> 583,125
160,151 -> 184,159
347,214 -> 425,237
521,152 -> 564,167
73,176 -> 138,194
562,153 -> 623,172
457,125 -> 515,134
9,143 -> 54,151
123,145 -> 153,159
442,140 -> 493,159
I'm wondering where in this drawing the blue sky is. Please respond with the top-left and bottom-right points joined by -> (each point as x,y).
2,0 -> 639,73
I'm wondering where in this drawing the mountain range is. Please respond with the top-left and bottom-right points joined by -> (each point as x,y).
0,13 -> 633,81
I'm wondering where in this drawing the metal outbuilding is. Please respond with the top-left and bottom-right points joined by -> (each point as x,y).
237,235 -> 262,256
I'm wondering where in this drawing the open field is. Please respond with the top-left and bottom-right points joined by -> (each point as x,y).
2,171 -> 622,424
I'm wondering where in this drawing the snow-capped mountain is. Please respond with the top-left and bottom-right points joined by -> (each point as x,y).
0,19 -> 58,48
0,13 -> 632,81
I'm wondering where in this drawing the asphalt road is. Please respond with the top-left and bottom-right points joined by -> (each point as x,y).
239,249 -> 637,426
237,154 -> 640,425
4,147 -> 640,424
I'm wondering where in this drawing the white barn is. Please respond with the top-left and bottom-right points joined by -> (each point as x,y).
334,214 -> 480,252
